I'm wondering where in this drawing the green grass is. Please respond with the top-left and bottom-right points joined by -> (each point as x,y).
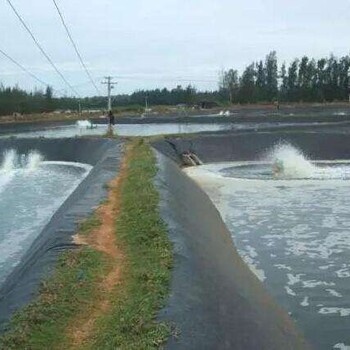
0,139 -> 173,350
84,139 -> 173,349
0,248 -> 109,350
77,213 -> 101,236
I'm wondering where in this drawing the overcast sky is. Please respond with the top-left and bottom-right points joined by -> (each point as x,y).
0,0 -> 349,97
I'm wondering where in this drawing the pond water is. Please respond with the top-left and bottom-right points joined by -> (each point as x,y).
185,144 -> 350,350
0,150 -> 91,285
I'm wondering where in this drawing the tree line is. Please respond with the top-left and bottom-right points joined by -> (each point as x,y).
0,85 -> 53,116
219,51 -> 350,104
0,51 -> 349,116
0,84 -> 218,116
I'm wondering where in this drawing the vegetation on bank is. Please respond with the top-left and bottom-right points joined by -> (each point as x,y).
0,139 -> 173,350
87,139 -> 173,349
2,51 -> 350,117
0,248 -> 108,350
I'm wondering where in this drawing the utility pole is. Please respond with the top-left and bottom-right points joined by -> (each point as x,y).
101,76 -> 117,112
348,69 -> 350,104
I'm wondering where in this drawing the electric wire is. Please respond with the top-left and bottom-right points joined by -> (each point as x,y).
51,0 -> 101,95
5,0 -> 80,97
0,47 -> 50,87
54,76 -> 103,94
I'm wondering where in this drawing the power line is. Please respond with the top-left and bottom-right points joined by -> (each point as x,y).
51,0 -> 101,96
5,0 -> 80,97
0,48 -> 51,87
54,77 -> 103,94
0,51 -> 98,97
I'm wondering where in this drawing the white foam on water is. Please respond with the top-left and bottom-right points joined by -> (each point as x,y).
301,297 -> 309,307
43,161 -> 92,172
0,174 -> 12,196
1,149 -> 44,172
245,245 -> 258,258
184,149 -> 350,348
0,150 -> 17,194
0,159 -> 92,284
319,308 -> 350,317
25,151 -> 44,171
302,280 -> 335,289
268,144 -> 350,180
285,286 -> 297,296
326,289 -> 343,298
76,120 -> 94,128
274,264 -> 292,271
287,273 -> 304,286
334,343 -> 350,349
266,143 -> 316,179
322,216 -> 338,229
335,266 -> 350,278
0,205 -> 60,265
239,248 -> 266,282
1,149 -> 17,171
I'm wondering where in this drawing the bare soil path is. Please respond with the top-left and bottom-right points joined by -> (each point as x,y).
69,146 -> 130,348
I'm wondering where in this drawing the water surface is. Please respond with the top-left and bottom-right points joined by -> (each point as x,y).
0,151 -> 91,285
185,145 -> 350,350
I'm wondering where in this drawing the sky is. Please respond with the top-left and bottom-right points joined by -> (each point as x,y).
0,0 -> 349,97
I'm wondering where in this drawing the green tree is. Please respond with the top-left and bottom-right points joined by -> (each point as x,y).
279,62 -> 288,100
238,63 -> 256,103
265,51 -> 278,101
219,69 -> 239,103
287,59 -> 299,101
255,60 -> 266,101
45,86 -> 54,111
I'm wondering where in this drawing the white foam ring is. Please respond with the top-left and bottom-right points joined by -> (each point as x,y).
264,143 -> 350,180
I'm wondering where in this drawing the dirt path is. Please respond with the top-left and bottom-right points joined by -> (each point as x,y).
69,147 -> 130,348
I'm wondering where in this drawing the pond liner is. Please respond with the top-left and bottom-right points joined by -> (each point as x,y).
152,131 -> 350,165
154,141 -> 312,349
0,138 -> 123,332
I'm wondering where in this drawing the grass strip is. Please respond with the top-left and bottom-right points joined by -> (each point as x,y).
83,139 -> 173,349
0,248 -> 109,350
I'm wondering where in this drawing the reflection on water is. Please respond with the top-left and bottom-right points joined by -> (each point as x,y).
185,154 -> 350,350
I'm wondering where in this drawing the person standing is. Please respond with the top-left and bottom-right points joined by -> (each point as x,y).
108,110 -> 115,125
